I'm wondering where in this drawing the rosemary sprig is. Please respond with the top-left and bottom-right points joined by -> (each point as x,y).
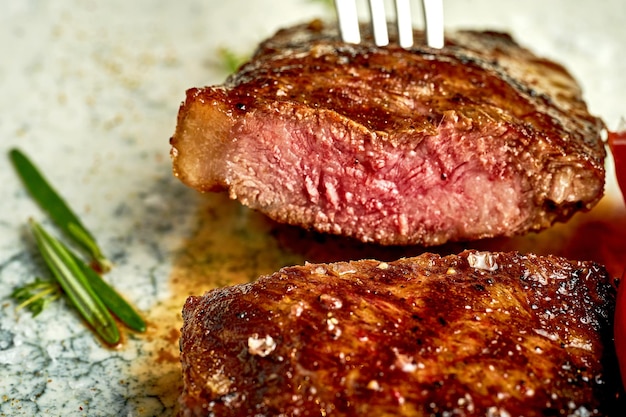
9,148 -> 147,344
11,278 -> 61,317
29,219 -> 120,345
308,0 -> 334,9
217,47 -> 249,74
9,148 -> 112,272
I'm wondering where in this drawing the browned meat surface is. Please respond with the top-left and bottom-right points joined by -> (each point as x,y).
179,251 -> 621,416
170,21 -> 606,246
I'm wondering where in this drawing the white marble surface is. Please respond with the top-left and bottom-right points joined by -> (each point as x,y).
0,1 -> 624,416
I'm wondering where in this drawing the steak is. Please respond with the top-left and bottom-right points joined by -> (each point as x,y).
170,21 -> 606,246
179,251 -> 621,417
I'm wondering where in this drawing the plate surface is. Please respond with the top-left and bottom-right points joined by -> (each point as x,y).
1,1 -> 625,416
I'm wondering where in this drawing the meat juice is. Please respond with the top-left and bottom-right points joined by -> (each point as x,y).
131,185 -> 625,407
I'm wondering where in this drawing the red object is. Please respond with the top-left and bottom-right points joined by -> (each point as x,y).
609,128 -> 626,388
609,129 -> 626,199
616,269 -> 626,388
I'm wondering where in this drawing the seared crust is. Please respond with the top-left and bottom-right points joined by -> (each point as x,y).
171,21 -> 606,246
179,251 -> 620,416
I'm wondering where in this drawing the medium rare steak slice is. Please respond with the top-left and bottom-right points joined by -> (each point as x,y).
179,251 -> 620,417
170,21 -> 606,246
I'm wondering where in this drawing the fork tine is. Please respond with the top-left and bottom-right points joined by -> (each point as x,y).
394,0 -> 414,48
422,0 -> 445,48
334,0 -> 361,44
335,0 -> 444,49
368,0 -> 389,46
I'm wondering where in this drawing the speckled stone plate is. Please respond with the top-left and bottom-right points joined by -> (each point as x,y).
1,1 -> 624,416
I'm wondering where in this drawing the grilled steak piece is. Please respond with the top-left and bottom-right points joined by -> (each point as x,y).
179,251 -> 620,417
170,21 -> 606,246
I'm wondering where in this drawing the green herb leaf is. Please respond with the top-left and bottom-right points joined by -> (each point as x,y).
217,47 -> 249,74
11,278 -> 61,317
308,0 -> 334,9
9,148 -> 112,272
73,253 -> 146,333
29,219 -> 120,345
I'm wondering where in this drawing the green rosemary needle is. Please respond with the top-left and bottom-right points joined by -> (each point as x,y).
9,148 -> 112,272
217,47 -> 249,73
74,253 -> 147,333
11,278 -> 61,317
29,219 -> 120,345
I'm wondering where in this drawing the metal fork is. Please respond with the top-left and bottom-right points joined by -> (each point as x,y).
334,0 -> 444,48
